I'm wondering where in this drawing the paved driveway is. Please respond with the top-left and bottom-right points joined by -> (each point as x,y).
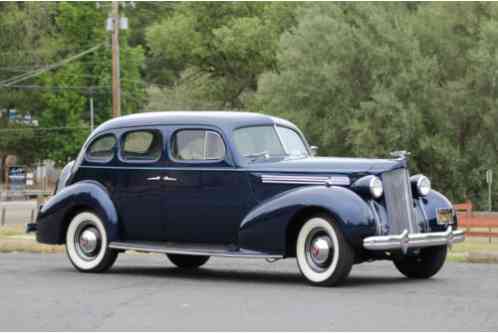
0,253 -> 497,331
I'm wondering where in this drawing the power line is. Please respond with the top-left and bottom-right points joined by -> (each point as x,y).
0,43 -> 104,87
0,46 -> 90,56
0,68 -> 30,73
0,84 -> 111,93
0,44 -> 103,86
0,126 -> 90,133
53,72 -> 148,86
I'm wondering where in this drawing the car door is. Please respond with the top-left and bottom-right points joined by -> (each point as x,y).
113,128 -> 167,241
162,127 -> 251,245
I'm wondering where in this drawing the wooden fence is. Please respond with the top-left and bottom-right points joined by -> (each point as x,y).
455,201 -> 498,242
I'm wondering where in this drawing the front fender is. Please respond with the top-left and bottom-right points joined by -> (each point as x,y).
36,181 -> 119,244
418,190 -> 455,232
238,186 -> 376,254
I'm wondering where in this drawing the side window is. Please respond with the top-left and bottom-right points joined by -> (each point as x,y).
172,130 -> 226,161
121,130 -> 162,161
86,134 -> 116,162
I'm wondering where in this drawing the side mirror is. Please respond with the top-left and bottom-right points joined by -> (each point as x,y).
310,146 -> 319,157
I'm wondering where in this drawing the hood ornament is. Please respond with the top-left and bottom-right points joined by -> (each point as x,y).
390,150 -> 411,160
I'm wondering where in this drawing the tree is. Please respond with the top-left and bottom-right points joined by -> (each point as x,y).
36,2 -> 146,164
253,3 -> 498,209
0,2 -> 58,179
146,3 -> 299,109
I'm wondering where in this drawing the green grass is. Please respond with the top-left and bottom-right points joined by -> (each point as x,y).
0,224 -> 25,237
0,225 -> 63,253
450,239 -> 498,253
447,237 -> 498,263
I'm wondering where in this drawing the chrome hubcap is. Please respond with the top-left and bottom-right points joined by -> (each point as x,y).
305,228 -> 333,272
75,224 -> 101,260
79,228 -> 99,255
310,236 -> 330,265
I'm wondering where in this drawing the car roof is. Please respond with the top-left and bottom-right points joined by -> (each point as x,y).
93,111 -> 297,134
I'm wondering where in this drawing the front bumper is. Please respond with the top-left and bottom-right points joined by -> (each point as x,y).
363,227 -> 464,253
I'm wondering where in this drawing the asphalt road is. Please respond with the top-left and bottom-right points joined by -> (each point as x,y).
0,253 -> 497,331
0,200 -> 37,226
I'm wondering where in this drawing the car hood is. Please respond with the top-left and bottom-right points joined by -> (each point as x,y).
247,156 -> 403,175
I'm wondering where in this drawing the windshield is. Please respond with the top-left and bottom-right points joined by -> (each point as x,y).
233,125 -> 308,161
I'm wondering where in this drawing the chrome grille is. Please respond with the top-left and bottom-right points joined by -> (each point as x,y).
383,168 -> 418,234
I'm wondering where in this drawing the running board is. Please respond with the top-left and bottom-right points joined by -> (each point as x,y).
108,241 -> 283,259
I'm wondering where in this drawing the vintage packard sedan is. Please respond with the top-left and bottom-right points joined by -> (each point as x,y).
32,112 -> 464,286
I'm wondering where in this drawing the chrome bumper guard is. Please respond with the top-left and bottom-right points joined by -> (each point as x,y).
363,227 -> 465,253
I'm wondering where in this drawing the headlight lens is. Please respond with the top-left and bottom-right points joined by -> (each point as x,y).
352,175 -> 384,198
369,176 -> 384,198
417,176 -> 431,196
411,174 -> 431,196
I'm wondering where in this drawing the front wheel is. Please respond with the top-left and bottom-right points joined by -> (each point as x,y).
167,254 -> 209,268
65,211 -> 118,273
393,246 -> 447,279
296,214 -> 354,286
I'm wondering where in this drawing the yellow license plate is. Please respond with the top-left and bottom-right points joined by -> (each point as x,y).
437,208 -> 453,225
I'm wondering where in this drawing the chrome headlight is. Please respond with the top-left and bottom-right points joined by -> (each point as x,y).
369,176 -> 384,198
411,174 -> 431,196
352,175 -> 383,199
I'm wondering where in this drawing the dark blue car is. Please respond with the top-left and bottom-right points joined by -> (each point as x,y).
33,111 -> 464,286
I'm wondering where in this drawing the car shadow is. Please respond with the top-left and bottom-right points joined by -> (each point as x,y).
99,265 -> 435,288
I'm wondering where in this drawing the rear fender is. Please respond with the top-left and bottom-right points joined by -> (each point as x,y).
238,186 -> 376,255
36,181 -> 119,244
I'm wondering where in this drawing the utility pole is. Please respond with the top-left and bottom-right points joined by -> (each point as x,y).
111,1 -> 121,118
89,95 -> 95,132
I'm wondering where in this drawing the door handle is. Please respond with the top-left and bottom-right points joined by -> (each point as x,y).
163,176 -> 177,182
147,176 -> 161,181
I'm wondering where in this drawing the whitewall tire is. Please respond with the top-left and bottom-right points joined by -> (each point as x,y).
296,215 -> 354,286
65,211 -> 118,272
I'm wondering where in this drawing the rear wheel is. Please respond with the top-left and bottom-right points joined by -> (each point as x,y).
65,211 -> 118,273
296,214 -> 354,286
167,254 -> 209,268
393,246 -> 447,279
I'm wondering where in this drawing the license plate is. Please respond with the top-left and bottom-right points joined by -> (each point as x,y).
437,208 -> 453,225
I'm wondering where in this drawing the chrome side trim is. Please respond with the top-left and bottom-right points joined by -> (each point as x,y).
260,175 -> 350,186
108,241 -> 283,259
363,227 -> 465,253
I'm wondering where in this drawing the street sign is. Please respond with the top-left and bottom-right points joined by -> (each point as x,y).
8,109 -> 16,122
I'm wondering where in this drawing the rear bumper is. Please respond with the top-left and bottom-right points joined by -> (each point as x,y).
363,227 -> 464,252
26,204 -> 42,233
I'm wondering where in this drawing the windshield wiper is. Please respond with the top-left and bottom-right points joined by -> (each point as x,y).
244,151 -> 270,161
